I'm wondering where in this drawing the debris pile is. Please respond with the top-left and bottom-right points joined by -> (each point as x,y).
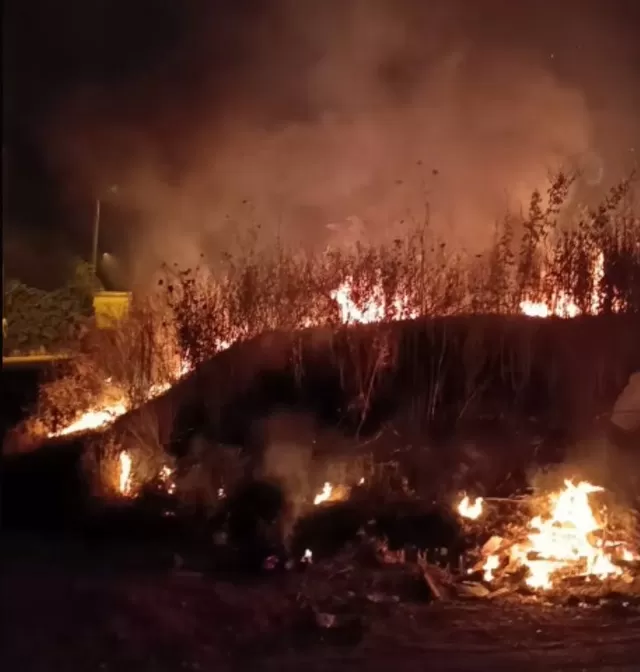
460,480 -> 640,597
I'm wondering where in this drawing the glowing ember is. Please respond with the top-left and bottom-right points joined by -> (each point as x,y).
483,480 -> 636,591
118,451 -> 133,496
458,495 -> 484,520
159,465 -> 176,495
314,482 -> 333,506
312,481 -> 351,506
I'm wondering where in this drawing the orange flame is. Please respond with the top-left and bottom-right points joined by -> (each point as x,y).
520,252 -> 604,319
313,482 -> 333,506
482,480 -> 637,590
118,451 -> 133,496
46,253 -> 610,441
458,495 -> 484,520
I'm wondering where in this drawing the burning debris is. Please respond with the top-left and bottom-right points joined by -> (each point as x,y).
470,480 -> 638,593
457,495 -> 484,520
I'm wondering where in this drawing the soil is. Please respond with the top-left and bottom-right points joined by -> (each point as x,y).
3,318 -> 640,672
3,535 -> 640,672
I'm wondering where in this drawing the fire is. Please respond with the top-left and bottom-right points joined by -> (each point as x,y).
46,252 -> 608,440
520,252 -> 604,318
458,495 -> 484,520
158,465 -> 176,495
118,451 -> 133,496
48,358 -> 193,439
483,554 -> 500,582
313,482 -> 333,506
312,481 -> 351,506
483,480 -> 636,591
55,399 -> 129,437
330,277 -> 417,325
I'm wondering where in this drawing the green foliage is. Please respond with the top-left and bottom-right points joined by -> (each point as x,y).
3,261 -> 95,355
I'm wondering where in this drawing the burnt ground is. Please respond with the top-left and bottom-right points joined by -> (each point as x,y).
3,534 -> 640,672
3,318 -> 640,672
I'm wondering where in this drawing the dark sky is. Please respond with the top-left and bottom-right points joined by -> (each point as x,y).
3,0 -> 640,287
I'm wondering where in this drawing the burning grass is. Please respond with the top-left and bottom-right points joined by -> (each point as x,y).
3,174 -> 638,506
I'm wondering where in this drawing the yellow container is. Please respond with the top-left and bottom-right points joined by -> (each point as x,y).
93,291 -> 131,329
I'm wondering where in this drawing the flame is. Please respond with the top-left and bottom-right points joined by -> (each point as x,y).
482,554 -> 500,582
313,482 -> 333,506
312,481 -> 351,506
330,277 -> 417,325
48,358 -> 193,439
158,465 -> 176,495
55,399 -> 129,437
118,451 -> 132,496
47,253 -> 610,440
458,495 -> 484,520
520,252 -> 604,318
483,480 -> 636,591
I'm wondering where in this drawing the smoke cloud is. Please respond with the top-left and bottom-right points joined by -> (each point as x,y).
13,0 -> 640,284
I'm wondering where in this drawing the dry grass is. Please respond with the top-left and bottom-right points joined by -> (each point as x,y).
164,173 -> 638,371
22,174 -> 640,498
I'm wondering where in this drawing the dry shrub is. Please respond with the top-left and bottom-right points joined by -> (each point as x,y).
28,355 -> 109,438
82,434 -> 125,499
82,404 -> 176,499
176,435 -> 248,517
162,173 -> 638,373
24,175 -> 640,490
84,297 -> 184,405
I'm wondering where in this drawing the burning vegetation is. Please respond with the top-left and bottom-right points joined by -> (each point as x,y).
21,173 -> 636,447
4,174 -> 638,610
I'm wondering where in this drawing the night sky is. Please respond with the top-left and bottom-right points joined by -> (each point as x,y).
4,0 -> 640,287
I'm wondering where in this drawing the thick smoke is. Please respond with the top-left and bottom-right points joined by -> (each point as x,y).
23,0 -> 640,283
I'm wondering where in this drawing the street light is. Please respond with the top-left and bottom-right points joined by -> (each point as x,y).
91,185 -> 118,287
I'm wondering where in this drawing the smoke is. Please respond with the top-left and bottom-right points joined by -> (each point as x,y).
17,0 -> 640,282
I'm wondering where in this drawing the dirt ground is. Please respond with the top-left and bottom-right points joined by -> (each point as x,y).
3,537 -> 640,672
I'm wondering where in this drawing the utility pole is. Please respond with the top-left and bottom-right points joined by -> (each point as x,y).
91,198 -> 101,289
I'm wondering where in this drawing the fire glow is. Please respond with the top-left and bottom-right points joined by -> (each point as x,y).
118,451 -> 133,496
330,276 -> 417,325
313,482 -> 333,506
313,481 -> 351,506
520,252 -> 604,318
47,251 -> 607,440
481,480 -> 637,591
458,495 -> 484,520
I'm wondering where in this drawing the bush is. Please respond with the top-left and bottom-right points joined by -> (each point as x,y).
3,261 -> 96,355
